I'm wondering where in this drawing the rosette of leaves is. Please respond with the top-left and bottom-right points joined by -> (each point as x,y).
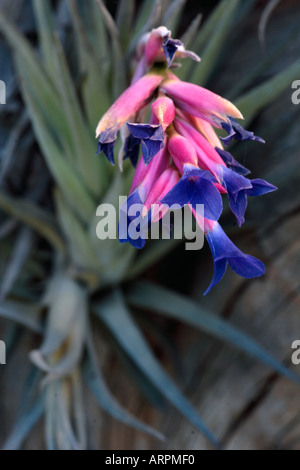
0,0 -> 299,449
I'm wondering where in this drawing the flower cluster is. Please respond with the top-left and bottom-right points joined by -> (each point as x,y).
96,27 -> 276,294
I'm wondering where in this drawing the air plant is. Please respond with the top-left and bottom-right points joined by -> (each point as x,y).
0,0 -> 299,450
96,26 -> 276,294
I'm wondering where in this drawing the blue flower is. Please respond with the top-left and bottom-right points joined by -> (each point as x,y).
119,190 -> 147,249
161,164 -> 223,221
162,37 -> 183,68
221,117 -> 265,146
215,147 -> 250,176
127,123 -> 165,165
97,127 -> 118,165
123,133 -> 140,168
204,223 -> 265,295
227,178 -> 277,227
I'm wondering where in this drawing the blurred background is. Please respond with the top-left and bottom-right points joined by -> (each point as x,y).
0,0 -> 300,450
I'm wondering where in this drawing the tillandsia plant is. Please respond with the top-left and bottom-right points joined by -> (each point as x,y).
0,0 -> 300,450
96,25 -> 277,295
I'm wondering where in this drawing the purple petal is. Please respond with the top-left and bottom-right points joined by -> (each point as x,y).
132,237 -> 146,249
227,178 -> 277,226
204,223 -> 265,294
220,166 -> 252,202
204,259 -> 227,295
221,118 -> 265,146
206,223 -> 236,261
161,177 -> 194,207
245,179 -> 277,197
141,139 -> 164,165
183,164 -> 217,183
161,169 -> 221,219
228,255 -> 265,278
191,178 -> 223,221
215,147 -> 250,176
127,123 -> 165,165
127,123 -> 163,140
124,134 -> 140,167
119,190 -> 143,232
97,141 -> 115,165
228,191 -> 248,227
119,190 -> 146,249
119,229 -> 146,249
98,126 -> 118,143
97,127 -> 118,165
162,37 -> 182,68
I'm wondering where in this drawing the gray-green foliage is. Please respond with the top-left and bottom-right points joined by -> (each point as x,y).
0,0 -> 299,449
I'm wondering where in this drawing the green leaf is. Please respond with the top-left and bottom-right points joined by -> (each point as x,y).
0,218 -> 17,240
133,0 -> 161,38
0,190 -> 66,253
52,33 -> 106,199
116,0 -> 135,48
180,13 -> 203,49
0,300 -> 42,334
191,0 -> 231,54
84,0 -> 108,63
95,0 -> 126,98
163,0 -> 187,34
65,0 -> 112,199
0,8 -> 74,151
228,24 -> 300,100
45,381 -> 57,450
71,369 -> 87,450
94,0 -> 123,54
83,324 -> 164,442
16,67 -> 96,223
176,14 -> 203,81
66,0 -> 111,132
32,0 -> 56,80
44,379 -> 80,450
106,246 -> 136,285
111,338 -> 168,409
129,0 -> 163,56
55,382 -> 81,450
16,367 -> 43,419
88,172 -> 136,284
30,275 -> 87,386
127,282 -> 300,384
190,0 -> 241,85
55,190 -> 100,273
95,290 -> 218,446
1,396 -> 44,450
235,59 -> 300,122
0,227 -> 33,301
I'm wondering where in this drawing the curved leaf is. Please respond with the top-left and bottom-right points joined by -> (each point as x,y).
190,0 -> 241,85
235,60 -> 300,122
32,0 -> 56,80
95,290 -> 219,446
127,281 -> 300,384
0,301 -> 42,334
83,324 -> 164,442
1,396 -> 44,450
0,227 -> 34,301
0,190 -> 66,253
